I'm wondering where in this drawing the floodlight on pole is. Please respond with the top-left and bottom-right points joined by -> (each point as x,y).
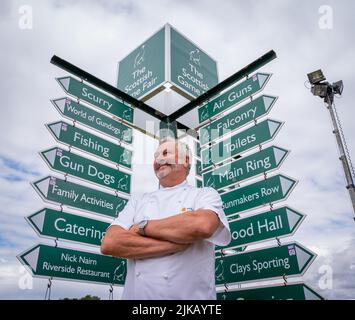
307,70 -> 355,221
332,80 -> 344,95
311,84 -> 328,98
307,69 -> 326,85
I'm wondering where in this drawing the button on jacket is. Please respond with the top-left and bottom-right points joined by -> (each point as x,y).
110,180 -> 231,300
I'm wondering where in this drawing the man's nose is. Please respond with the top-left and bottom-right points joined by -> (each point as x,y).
155,154 -> 165,164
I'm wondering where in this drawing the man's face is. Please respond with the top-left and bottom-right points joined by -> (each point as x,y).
153,141 -> 188,181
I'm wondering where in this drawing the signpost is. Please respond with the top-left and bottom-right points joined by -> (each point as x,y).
57,76 -> 134,123
26,208 -> 110,247
40,147 -> 131,194
24,23 -> 320,299
46,121 -> 133,169
203,146 -> 289,190
51,98 -> 133,144
198,73 -> 272,123
199,95 -> 278,145
216,206 -> 305,250
201,119 -> 283,170
23,24 -> 316,298
117,24 -> 218,101
217,283 -> 324,300
32,176 -> 128,218
215,242 -> 316,285
117,27 -> 166,100
170,25 -> 218,99
221,174 -> 297,217
17,244 -> 126,285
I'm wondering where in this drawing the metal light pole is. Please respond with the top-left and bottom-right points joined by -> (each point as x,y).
324,94 -> 355,217
307,70 -> 355,220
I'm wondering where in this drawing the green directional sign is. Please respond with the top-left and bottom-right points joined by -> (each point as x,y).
18,244 -> 126,285
198,73 -> 271,123
170,26 -> 218,99
221,174 -> 297,217
57,76 -> 134,123
217,206 -> 305,250
32,176 -> 128,218
203,146 -> 289,190
117,27 -> 165,100
51,98 -> 133,144
40,147 -> 131,194
199,95 -> 278,145
217,283 -> 324,300
215,243 -> 316,285
201,119 -> 283,171
26,208 -> 110,247
47,121 -> 132,169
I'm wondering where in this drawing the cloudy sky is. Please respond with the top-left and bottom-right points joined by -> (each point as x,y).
0,0 -> 354,300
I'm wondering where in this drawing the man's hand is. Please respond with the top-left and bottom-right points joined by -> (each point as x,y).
101,225 -> 191,259
129,224 -> 140,235
144,209 -> 220,244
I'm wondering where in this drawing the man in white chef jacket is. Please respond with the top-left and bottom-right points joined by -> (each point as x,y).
101,138 -> 231,300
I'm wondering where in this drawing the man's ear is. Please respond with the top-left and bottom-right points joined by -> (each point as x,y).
184,155 -> 190,167
183,156 -> 190,174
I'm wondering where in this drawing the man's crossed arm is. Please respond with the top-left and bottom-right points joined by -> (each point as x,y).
101,209 -> 220,259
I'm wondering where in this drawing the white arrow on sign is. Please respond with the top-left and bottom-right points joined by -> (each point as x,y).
18,245 -> 40,273
280,176 -> 295,196
27,209 -> 46,233
267,120 -> 281,138
32,177 -> 51,198
296,245 -> 315,272
286,208 -> 303,231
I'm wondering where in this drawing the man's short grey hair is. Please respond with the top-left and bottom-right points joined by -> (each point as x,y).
159,138 -> 192,175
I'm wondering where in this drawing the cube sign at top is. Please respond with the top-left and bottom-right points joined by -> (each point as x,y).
117,24 -> 218,101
